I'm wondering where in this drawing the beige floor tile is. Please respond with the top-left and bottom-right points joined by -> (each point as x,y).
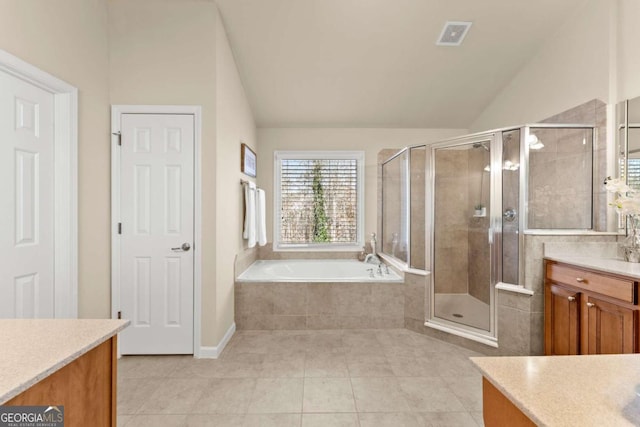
304,330 -> 345,352
303,378 -> 356,413
420,411 -> 478,427
305,352 -> 349,377
342,330 -> 383,348
117,378 -> 164,414
121,414 -> 187,427
186,414 -> 246,426
351,377 -> 411,412
169,358 -> 224,378
242,414 -> 301,427
137,378 -> 210,414
301,413 -> 359,427
119,355 -> 187,378
357,412 -> 424,427
470,411 -> 484,426
223,333 -> 275,356
347,355 -> 395,377
441,376 -> 483,412
117,415 -> 133,427
388,356 -> 440,378
117,329 -> 485,424
194,378 -> 256,414
397,377 -> 465,412
426,352 -> 483,378
261,352 -> 305,378
247,378 -> 304,413
212,354 -> 265,378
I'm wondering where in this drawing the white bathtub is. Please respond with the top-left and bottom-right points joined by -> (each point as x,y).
236,259 -> 403,283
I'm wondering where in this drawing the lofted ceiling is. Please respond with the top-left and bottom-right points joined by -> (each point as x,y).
216,0 -> 587,128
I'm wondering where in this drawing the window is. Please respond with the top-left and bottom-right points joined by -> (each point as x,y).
274,151 -> 364,250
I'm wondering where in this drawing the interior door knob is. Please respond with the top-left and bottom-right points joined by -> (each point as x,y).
171,243 -> 191,252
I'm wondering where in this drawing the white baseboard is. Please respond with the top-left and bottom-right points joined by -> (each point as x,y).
197,322 -> 236,359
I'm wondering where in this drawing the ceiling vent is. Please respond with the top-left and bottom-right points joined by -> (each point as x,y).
436,21 -> 472,46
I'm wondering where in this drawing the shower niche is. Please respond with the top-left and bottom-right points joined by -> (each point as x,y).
381,123 -> 600,346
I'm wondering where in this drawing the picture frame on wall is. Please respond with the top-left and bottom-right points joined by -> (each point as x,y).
241,143 -> 257,177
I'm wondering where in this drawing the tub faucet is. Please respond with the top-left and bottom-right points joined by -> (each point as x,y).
364,253 -> 380,264
379,262 -> 389,275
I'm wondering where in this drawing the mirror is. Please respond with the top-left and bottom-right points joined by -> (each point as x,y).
626,97 -> 640,191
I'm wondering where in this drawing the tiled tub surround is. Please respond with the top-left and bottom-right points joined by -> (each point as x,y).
235,280 -> 406,330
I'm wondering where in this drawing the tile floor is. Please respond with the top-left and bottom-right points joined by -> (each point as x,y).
118,329 -> 485,427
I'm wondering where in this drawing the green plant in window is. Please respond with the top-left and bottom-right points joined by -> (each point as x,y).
312,161 -> 330,242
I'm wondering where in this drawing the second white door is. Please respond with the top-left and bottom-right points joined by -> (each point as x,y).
0,70 -> 55,318
118,113 -> 194,354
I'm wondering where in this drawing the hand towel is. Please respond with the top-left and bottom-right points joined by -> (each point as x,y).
256,188 -> 267,246
243,182 -> 257,248
243,183 -> 250,239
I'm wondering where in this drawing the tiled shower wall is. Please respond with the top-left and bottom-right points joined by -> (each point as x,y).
538,99 -> 609,231
433,150 -> 470,294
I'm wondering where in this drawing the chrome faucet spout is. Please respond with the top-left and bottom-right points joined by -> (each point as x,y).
364,253 -> 380,264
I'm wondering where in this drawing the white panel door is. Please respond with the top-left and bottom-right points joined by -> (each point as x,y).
0,71 -> 55,318
119,114 -> 194,354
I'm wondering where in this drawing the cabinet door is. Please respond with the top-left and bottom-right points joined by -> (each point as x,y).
585,296 -> 637,354
544,284 -> 580,355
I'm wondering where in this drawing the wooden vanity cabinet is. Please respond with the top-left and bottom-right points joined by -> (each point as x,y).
583,295 -> 637,354
544,260 -> 640,356
545,283 -> 580,355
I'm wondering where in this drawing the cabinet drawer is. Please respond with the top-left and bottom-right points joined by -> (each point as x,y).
547,263 -> 636,304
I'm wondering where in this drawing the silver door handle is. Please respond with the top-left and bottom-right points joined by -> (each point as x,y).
171,243 -> 191,252
503,208 -> 517,222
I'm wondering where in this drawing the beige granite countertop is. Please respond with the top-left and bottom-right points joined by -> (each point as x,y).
0,319 -> 129,404
471,354 -> 640,427
545,255 -> 640,280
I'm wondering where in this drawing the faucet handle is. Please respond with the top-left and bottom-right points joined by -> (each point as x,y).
366,268 -> 375,278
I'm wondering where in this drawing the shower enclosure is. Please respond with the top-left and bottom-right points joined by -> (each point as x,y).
381,123 -> 597,345
431,125 -> 594,343
381,145 -> 427,270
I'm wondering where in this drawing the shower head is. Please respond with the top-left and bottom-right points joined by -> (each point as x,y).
472,142 -> 489,151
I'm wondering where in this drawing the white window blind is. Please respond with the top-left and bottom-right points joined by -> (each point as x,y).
627,158 -> 640,189
275,151 -> 364,250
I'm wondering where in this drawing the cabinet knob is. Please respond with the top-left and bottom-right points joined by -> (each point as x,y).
587,302 -> 595,308
567,296 -> 576,302
576,277 -> 586,283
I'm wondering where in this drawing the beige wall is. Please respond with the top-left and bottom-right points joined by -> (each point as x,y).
0,0 -> 111,318
618,0 -> 640,101
108,0 -> 219,346
109,1 -> 255,347
470,0 -> 610,131
257,128 -> 466,245
215,10 -> 257,344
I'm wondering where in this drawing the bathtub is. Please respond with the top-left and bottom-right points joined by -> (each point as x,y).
236,259 -> 403,283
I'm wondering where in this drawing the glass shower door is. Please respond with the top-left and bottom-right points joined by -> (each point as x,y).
432,136 -> 493,332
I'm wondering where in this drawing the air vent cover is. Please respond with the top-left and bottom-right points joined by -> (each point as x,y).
436,21 -> 472,46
